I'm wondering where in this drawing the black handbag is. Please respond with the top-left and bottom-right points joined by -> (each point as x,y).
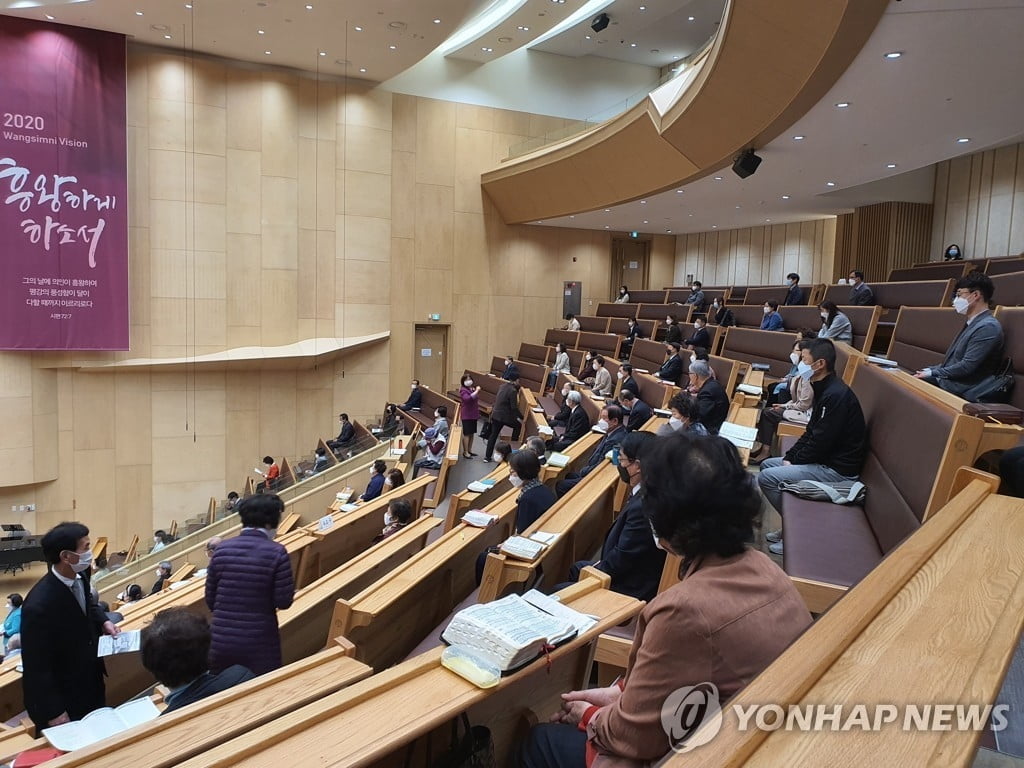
431,713 -> 494,768
962,357 -> 1015,403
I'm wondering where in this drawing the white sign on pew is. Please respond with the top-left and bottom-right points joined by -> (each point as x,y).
318,515 -> 335,531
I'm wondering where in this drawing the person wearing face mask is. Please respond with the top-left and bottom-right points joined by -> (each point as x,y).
484,375 -> 523,463
580,350 -> 599,383
21,521 -> 120,731
657,392 -> 709,437
360,460 -> 389,502
817,301 -> 853,343
3,594 -> 22,655
459,375 -> 481,459
688,360 -> 729,435
662,314 -> 683,345
683,280 -> 705,313
431,405 -> 450,437
614,285 -> 631,304
474,451 -> 556,585
548,342 -> 572,390
760,300 -> 784,331
685,348 -> 716,395
944,243 -> 963,261
759,339 -> 867,555
564,313 -> 581,332
784,272 -> 803,305
386,468 -> 405,490
683,317 -> 710,351
327,412 -> 355,454
555,406 -> 626,497
412,426 -> 447,477
150,561 -> 173,595
656,342 -> 683,384
549,391 -> 592,451
380,403 -> 402,439
617,364 -> 639,401
618,389 -> 652,432
501,356 -> 520,382
913,271 -> 1005,399
710,298 -> 735,327
375,499 -> 414,542
620,317 -> 645,358
399,380 -> 423,412
514,435 -> 810,768
750,340 -> 815,464
847,270 -> 875,306
549,384 -> 574,429
206,494 -> 295,676
590,355 -> 612,397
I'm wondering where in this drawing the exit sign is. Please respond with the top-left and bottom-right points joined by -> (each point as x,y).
429,313 -> 441,321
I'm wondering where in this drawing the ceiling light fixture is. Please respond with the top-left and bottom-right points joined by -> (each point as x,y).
529,0 -> 616,47
184,3 -> 192,8
305,4 -> 313,9
883,51 -> 903,59
956,137 -> 971,143
165,34 -> 172,39
319,51 -> 326,56
433,18 -> 441,23
630,42 -> 636,47
640,200 -> 646,204
781,195 -> 790,199
765,218 -> 771,222
886,163 -> 897,168
389,44 -> 397,50
354,25 -> 363,31
688,16 -> 695,21
793,135 -> 805,140
835,102 -> 850,108
639,4 -> 645,9
714,176 -> 722,181
135,11 -> 143,16
359,67 -> 367,72
643,220 -> 648,224
481,46 -> 493,52
45,14 -> 55,19
676,189 -> 683,194
440,0 -> 530,55
667,229 -> 672,233
264,49 -> 271,54
258,29 -> 265,34
826,181 -> 835,187
711,225 -> 717,229
518,25 -> 530,30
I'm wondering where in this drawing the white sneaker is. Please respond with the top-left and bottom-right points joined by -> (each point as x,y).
768,541 -> 784,556
765,529 -> 783,543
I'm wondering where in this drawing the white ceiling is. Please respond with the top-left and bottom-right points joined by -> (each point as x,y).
536,0 -> 1024,235
0,0 -> 480,81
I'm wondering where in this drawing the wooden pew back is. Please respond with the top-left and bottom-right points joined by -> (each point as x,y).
985,256 -> 1024,276
628,289 -> 668,303
779,305 -> 882,353
990,269 -> 1024,306
886,306 -> 965,372
489,356 -> 548,395
543,328 -> 579,348
575,315 -> 610,333
517,342 -> 551,367
596,302 -> 641,319
888,261 -> 974,281
995,305 -> 1024,410
577,330 -> 622,359
745,286 -> 794,306
822,279 -> 955,322
629,337 -> 669,375
727,304 -> 770,328
720,327 -> 803,378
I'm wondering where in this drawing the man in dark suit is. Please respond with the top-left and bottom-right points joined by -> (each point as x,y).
327,412 -> 355,452
914,271 -> 1005,399
150,560 -> 172,595
618,364 -> 639,401
501,356 -> 520,381
656,342 -> 684,384
684,317 -> 711,350
690,359 -> 730,434
564,432 -> 665,600
847,270 -> 875,306
399,380 -> 422,411
549,390 -> 591,451
784,272 -> 804,305
618,389 -> 653,432
555,405 -> 626,497
485,375 -> 522,462
21,522 -> 120,731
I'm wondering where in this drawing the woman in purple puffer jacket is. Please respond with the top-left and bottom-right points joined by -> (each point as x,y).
205,494 -> 295,675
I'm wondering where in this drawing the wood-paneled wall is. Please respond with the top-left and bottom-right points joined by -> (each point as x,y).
0,47 -> 674,544
673,219 -> 837,290
931,141 -> 1024,261
834,202 -> 933,282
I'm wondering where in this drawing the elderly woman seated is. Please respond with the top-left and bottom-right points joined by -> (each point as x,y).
514,433 -> 811,768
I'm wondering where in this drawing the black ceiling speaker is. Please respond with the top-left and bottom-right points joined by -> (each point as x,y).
732,149 -> 762,179
591,13 -> 610,33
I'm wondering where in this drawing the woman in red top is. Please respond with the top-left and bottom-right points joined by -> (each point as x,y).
256,456 -> 279,493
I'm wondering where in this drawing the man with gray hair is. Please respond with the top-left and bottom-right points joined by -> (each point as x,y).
690,359 -> 729,434
524,436 -> 549,464
150,561 -> 173,595
549,390 -> 591,451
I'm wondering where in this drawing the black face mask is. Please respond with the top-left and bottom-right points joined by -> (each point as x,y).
617,464 -> 632,484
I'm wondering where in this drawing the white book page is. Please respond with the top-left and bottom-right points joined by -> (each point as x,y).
97,630 -> 142,657
522,589 -> 597,638
114,697 -> 161,729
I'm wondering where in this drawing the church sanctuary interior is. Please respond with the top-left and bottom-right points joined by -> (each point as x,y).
1,0 -> 1024,765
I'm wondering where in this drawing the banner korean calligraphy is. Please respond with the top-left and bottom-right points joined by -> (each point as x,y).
0,16 -> 128,350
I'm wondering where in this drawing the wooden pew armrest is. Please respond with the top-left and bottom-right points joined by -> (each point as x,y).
777,422 -> 807,439
790,576 -> 848,614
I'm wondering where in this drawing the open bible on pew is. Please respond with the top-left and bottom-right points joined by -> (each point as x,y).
42,697 -> 160,752
441,591 -> 594,673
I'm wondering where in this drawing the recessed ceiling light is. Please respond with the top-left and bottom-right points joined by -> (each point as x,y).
835,102 -> 850,108
389,44 -> 397,50
666,229 -> 672,233
640,200 -> 646,204
604,209 -> 610,212
165,34 -> 172,39
639,4 -> 646,9
258,29 -> 265,34
184,3 -> 192,8
359,67 -> 367,72
45,14 -> 54,19
434,18 -> 441,23
714,176 -> 722,181
305,4 -> 313,9
630,43 -> 637,47
956,137 -> 971,143
354,25 -> 363,31
569,215 -> 574,219
688,16 -> 695,21
782,195 -> 790,200
793,135 -> 805,140
585,35 -> 591,39
688,214 -> 693,217
676,189 -> 683,194
826,181 -> 836,187
712,225 -> 717,228
264,50 -> 271,54
518,26 -> 530,31
481,46 -> 493,52
886,163 -> 897,168
604,225 -> 610,229
643,220 -> 648,224
319,51 -> 326,56
884,51 -> 903,59
735,205 -> 740,209
765,218 -> 771,222
135,11 -> 143,16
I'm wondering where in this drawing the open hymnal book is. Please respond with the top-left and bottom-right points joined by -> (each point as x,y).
500,536 -> 548,562
97,630 -> 141,658
546,452 -> 571,468
462,510 -> 498,528
736,382 -> 762,396
441,593 -> 580,672
867,355 -> 899,368
718,422 -> 758,450
43,698 -> 160,752
467,478 -> 497,493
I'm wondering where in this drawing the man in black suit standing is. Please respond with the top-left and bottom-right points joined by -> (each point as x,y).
21,521 -> 120,731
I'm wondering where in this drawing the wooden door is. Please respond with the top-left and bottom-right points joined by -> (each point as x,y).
413,325 -> 448,393
612,239 -> 650,295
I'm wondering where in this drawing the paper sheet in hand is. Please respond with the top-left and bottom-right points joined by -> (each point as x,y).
43,698 -> 159,752
97,630 -> 141,658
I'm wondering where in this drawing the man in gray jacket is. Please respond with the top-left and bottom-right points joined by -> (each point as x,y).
914,271 -> 1004,399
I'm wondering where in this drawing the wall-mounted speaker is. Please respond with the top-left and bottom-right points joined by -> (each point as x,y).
591,13 -> 610,33
732,149 -> 762,179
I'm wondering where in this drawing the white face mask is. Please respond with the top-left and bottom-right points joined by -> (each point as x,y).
652,534 -> 665,551
67,550 -> 92,573
561,388 -> 570,397
712,302 -> 719,309
4,604 -> 10,611
952,296 -> 970,315
509,474 -> 523,488
494,453 -> 504,463
820,313 -> 828,321
790,352 -> 800,365
585,354 -> 592,361
384,478 -> 393,487
617,371 -> 623,380
596,418 -> 609,432
384,512 -> 396,526
690,355 -> 697,364
592,363 -> 599,372
797,361 -> 814,381
763,306 -> 771,315
668,416 -> 684,431
154,569 -> 162,577
410,384 -> 417,391
464,380 -> 473,388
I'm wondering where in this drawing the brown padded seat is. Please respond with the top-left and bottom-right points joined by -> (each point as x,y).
888,307 -> 965,372
888,262 -> 970,282
596,302 -> 640,319
720,328 -> 796,378
823,279 -> 953,322
725,304 -> 771,328
745,286 -> 793,306
991,270 -> 1024,306
629,338 -> 669,374
780,306 -> 878,352
544,328 -> 579,348
576,316 -> 610,333
402,586 -> 481,662
577,331 -> 620,358
629,290 -> 668,304
985,257 -> 1024,276
781,364 -> 956,589
518,343 -> 550,367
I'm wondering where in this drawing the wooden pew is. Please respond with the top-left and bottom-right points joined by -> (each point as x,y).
990,269 -> 1024,306
720,327 -> 805,379
674,478 -> 1020,768
516,341 -> 551,367
459,368 -> 501,414
420,415 -> 463,510
488,355 -> 549,396
636,302 -> 691,332
995,305 -> 1024,410
170,577 -> 641,768
596,302 -> 640,319
628,337 -> 670,375
630,371 -> 677,409
666,287 -> 729,307
397,387 -> 458,430
543,328 -> 579,349
779,305 -> 883,353
577,330 -> 622,360
886,306 -> 966,372
445,463 -> 511,532
888,261 -> 974,281
628,289 -> 668,303
821,278 -> 955,324
606,316 -> 657,341
574,315 -> 610,333
745,286 -> 793,306
985,256 -> 1024,276
328,490 -> 520,671
478,462 -> 621,603
41,642 -> 372,768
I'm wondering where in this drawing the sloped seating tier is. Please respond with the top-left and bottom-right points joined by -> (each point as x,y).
517,342 -> 550,367
888,261 -> 975,282
822,279 -> 955,323
670,479 -> 1022,768
575,315 -> 611,333
781,361 -> 984,612
543,328 -> 578,349
666,287 -> 729,306
886,307 -> 967,373
629,338 -> 671,376
991,269 -> 1024,306
720,327 -> 804,378
577,330 -> 622,360
628,289 -> 669,303
489,356 -> 548,396
746,286 -> 797,306
636,302 -> 692,325
627,371 -> 677,409
398,387 -> 458,430
595,302 -> 641,319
